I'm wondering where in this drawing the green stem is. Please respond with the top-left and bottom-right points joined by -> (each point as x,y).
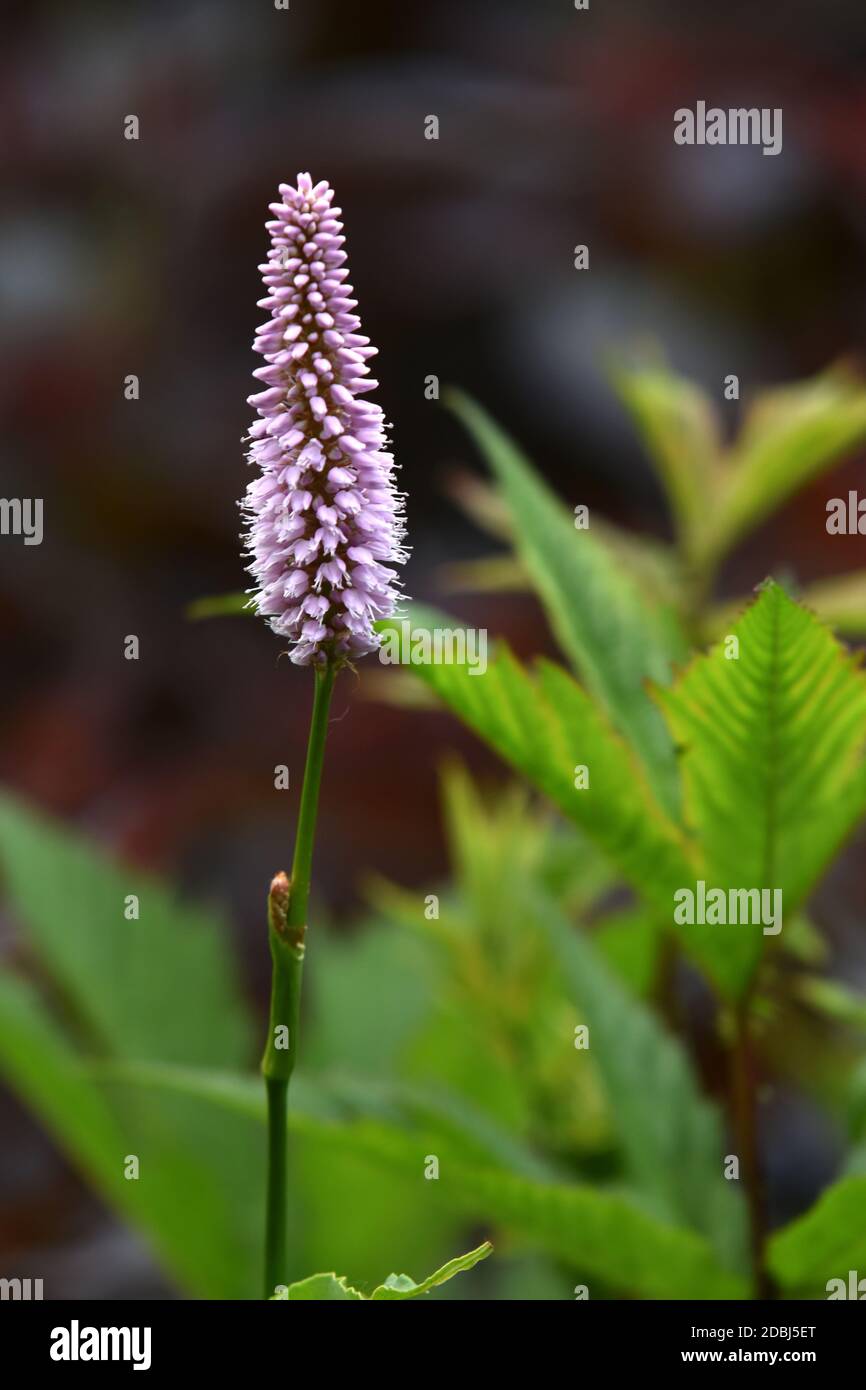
287,662 -> 337,936
262,662 -> 336,1298
730,1001 -> 772,1299
264,1076 -> 287,1296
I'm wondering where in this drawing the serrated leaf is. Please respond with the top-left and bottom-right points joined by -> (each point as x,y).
706,572 -> 866,645
377,609 -> 694,926
370,1241 -> 493,1299
275,1273 -> 363,1300
456,1166 -> 745,1298
654,580 -> 866,996
271,1245 -> 493,1300
532,890 -> 748,1272
768,1175 -> 866,1293
0,794 -> 252,1067
445,390 -> 687,816
378,609 -> 768,988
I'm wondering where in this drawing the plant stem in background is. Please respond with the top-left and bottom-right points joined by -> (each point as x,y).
730,1001 -> 772,1299
261,662 -> 336,1297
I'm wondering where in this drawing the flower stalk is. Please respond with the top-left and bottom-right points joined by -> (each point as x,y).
261,662 -> 336,1296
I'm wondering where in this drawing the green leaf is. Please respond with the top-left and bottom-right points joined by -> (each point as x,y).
708,573 -> 866,645
532,891 -> 747,1272
438,553 -> 530,595
795,571 -> 866,640
768,1175 -> 866,1293
377,767 -> 627,1159
369,1241 -> 493,1299
304,920 -> 434,1076
612,363 -> 722,560
0,793 -> 528,1301
654,580 -> 866,996
0,975 -> 132,1189
87,1060 -> 745,1298
0,975 -> 261,1298
793,975 -> 866,1031
276,1273 -> 364,1300
453,1165 -> 745,1298
109,1058 -> 559,1184
438,762 -> 614,947
0,793 -> 252,1067
186,591 -> 252,619
272,1244 -> 493,1300
377,609 -> 694,932
295,1142 -> 456,1296
439,523 -> 679,615
0,972 -> 462,1299
591,907 -> 660,996
445,390 -> 687,816
706,366 -> 866,566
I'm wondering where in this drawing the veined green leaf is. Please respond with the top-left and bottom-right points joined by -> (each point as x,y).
768,1175 -> 866,1294
377,609 -> 693,921
655,581 -> 866,995
378,609 -> 774,989
445,390 -> 687,816
532,891 -> 747,1272
0,794 -> 252,1067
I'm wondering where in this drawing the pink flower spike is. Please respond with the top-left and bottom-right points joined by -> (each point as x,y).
241,178 -> 407,665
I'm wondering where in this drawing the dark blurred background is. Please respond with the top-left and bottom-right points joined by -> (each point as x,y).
2,0 -> 866,1296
